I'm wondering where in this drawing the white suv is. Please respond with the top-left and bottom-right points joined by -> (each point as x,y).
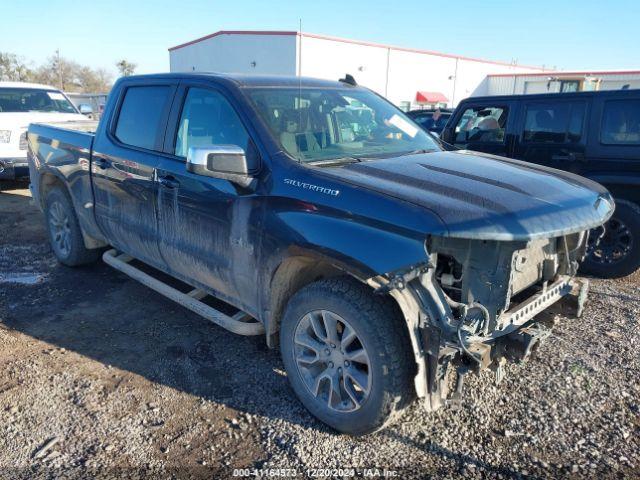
0,82 -> 86,180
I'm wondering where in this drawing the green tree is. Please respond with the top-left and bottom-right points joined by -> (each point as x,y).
115,59 -> 136,77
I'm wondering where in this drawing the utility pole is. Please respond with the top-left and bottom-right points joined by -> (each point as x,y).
55,49 -> 63,90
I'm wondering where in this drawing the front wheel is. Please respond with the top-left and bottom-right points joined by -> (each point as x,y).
581,199 -> 640,278
280,277 -> 414,435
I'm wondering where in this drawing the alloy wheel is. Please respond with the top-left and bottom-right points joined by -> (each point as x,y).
293,309 -> 371,412
49,201 -> 72,257
588,218 -> 633,265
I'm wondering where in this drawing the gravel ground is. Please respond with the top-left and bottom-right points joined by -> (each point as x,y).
0,182 -> 638,479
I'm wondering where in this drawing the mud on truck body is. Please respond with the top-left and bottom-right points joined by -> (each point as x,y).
27,73 -> 613,435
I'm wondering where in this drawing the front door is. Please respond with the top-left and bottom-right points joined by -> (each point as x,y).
511,99 -> 588,174
92,83 -> 176,268
155,85 -> 262,313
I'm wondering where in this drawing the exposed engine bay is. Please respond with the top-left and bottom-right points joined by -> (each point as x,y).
369,231 -> 591,412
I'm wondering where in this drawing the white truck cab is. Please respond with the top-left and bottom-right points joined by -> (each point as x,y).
0,82 -> 86,180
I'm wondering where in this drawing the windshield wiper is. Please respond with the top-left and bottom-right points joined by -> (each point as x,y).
398,148 -> 438,157
307,156 -> 362,166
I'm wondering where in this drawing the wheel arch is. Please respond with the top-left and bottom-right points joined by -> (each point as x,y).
265,254 -> 355,347
263,250 -> 428,400
39,171 -> 107,250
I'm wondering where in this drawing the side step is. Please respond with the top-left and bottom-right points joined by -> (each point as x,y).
102,249 -> 265,336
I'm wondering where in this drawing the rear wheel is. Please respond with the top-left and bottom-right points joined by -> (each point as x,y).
45,187 -> 102,266
581,199 -> 640,278
280,277 -> 414,435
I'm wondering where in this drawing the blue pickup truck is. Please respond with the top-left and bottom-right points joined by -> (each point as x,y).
27,73 -> 613,435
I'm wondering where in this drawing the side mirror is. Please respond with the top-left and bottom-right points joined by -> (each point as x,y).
186,145 -> 258,187
78,104 -> 93,115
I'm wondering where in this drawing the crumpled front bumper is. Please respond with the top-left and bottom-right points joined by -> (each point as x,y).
460,275 -> 589,369
368,229 -> 594,413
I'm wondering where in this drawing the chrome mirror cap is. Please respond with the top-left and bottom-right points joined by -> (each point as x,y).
186,145 -> 256,188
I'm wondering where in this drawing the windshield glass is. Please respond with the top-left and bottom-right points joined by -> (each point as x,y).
0,88 -> 77,114
248,87 -> 441,162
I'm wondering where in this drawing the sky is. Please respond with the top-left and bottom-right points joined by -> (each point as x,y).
2,0 -> 639,78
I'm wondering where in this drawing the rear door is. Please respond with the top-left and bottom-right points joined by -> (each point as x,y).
444,101 -> 515,157
154,82 -> 263,312
92,81 -> 177,268
511,98 -> 589,174
584,94 -> 640,181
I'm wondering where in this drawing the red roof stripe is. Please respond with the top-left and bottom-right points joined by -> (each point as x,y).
168,30 -> 546,70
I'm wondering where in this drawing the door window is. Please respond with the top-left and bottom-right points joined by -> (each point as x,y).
175,88 -> 251,158
523,102 -> 586,143
454,106 -> 507,144
114,86 -> 172,151
601,99 -> 640,145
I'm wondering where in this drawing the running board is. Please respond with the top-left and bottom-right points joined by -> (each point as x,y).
102,249 -> 265,336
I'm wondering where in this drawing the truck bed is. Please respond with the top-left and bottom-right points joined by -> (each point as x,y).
29,120 -> 98,151
27,120 -> 103,247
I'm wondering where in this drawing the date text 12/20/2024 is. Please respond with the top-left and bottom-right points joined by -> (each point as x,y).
232,468 -> 399,477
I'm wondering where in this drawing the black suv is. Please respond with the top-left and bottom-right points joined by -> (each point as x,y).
442,89 -> 640,278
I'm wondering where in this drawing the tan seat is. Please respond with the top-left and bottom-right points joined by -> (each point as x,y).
279,109 -> 321,155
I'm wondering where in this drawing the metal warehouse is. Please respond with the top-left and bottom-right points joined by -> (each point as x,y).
168,30 -> 545,108
477,70 -> 640,96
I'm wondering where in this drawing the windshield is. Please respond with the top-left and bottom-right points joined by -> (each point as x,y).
0,88 -> 78,114
248,87 -> 441,162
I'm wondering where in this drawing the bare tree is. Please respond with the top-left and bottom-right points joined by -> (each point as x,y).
76,66 -> 112,93
0,52 -> 33,81
1,51 -> 114,93
115,60 -> 136,77
32,51 -> 80,91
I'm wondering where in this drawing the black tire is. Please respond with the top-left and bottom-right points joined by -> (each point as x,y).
280,277 -> 414,435
581,199 -> 640,278
44,187 -> 102,266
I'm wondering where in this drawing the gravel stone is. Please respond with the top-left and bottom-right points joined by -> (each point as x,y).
1,183 -> 639,479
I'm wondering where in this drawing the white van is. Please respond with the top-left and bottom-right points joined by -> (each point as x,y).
0,82 -> 87,180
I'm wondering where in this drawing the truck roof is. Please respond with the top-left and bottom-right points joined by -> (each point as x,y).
121,72 -> 356,89
458,88 -> 640,104
0,81 -> 60,90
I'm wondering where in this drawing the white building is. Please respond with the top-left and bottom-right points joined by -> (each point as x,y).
168,30 -> 545,108
474,70 -> 640,97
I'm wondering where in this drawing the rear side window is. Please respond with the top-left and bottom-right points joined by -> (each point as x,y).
523,102 -> 586,143
454,106 -> 507,144
114,86 -> 171,150
601,100 -> 640,145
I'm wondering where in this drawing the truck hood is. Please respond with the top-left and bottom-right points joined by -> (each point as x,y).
0,112 -> 86,157
322,150 -> 614,241
0,112 -> 86,130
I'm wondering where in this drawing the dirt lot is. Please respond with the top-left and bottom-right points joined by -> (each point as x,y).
0,182 -> 639,479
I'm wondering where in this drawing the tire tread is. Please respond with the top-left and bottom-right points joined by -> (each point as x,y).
281,276 -> 414,435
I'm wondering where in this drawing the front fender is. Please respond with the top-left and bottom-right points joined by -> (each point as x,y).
258,206 -> 435,345
272,210 -> 428,279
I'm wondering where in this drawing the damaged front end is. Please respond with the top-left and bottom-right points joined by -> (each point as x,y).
368,231 -> 591,412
